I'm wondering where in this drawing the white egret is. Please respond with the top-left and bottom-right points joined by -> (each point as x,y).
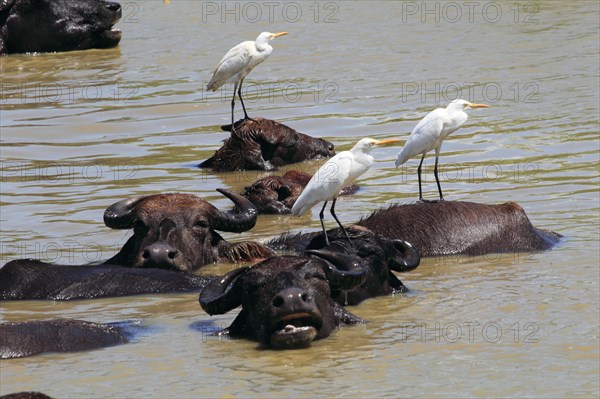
395,99 -> 489,201
292,137 -> 399,245
206,32 -> 288,132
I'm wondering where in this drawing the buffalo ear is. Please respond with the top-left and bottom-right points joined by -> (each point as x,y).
388,239 -> 420,272
388,271 -> 408,292
199,267 -> 249,315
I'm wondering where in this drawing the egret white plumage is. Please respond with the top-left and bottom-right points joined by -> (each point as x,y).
206,32 -> 288,132
292,137 -> 399,245
395,99 -> 489,201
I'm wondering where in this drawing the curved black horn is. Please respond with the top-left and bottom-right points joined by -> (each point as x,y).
306,249 -> 367,291
198,266 -> 249,315
103,196 -> 146,229
388,239 -> 420,272
211,188 -> 258,233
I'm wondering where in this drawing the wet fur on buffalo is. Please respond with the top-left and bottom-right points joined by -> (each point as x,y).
0,319 -> 130,359
198,252 -> 366,349
0,259 -> 214,300
270,201 -> 561,258
0,0 -> 122,55
356,201 -> 561,256
0,393 -> 53,399
198,118 -> 335,171
242,170 -> 359,214
103,189 -> 274,271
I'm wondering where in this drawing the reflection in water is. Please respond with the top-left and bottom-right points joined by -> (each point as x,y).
0,1 -> 598,398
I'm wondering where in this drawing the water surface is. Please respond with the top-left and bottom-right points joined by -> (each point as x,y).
1,1 -> 599,398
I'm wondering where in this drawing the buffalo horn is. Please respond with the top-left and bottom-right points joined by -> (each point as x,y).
198,267 -> 249,315
103,196 -> 146,229
211,189 -> 258,233
305,249 -> 367,290
388,239 -> 420,272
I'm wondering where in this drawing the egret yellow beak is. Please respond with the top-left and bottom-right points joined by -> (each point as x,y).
466,102 -> 490,109
374,139 -> 400,146
271,32 -> 289,39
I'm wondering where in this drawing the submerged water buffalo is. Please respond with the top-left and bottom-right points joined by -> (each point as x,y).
241,170 -> 359,214
0,259 -> 214,300
0,319 -> 131,359
198,118 -> 335,171
271,201 -> 561,258
355,201 -> 561,256
0,0 -> 122,55
199,250 -> 367,349
103,189 -> 273,270
0,189 -> 273,300
0,393 -> 53,399
270,228 -> 421,306
306,229 -> 419,305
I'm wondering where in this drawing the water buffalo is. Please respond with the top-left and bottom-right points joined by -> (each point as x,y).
355,201 -> 561,256
103,189 -> 274,271
199,250 -> 367,349
241,170 -> 359,214
0,259 -> 213,300
0,392 -> 53,399
306,228 -> 420,305
0,189 -> 273,300
270,201 -> 561,258
0,0 -> 122,55
0,319 -> 131,359
198,118 -> 335,171
269,227 -> 421,306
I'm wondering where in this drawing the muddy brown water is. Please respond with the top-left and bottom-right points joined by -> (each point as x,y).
1,1 -> 598,398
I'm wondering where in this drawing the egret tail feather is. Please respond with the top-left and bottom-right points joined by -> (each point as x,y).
395,149 -> 410,167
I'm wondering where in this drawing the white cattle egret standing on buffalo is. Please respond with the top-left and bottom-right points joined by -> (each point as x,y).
292,138 -> 399,245
207,32 -> 288,132
395,99 -> 489,201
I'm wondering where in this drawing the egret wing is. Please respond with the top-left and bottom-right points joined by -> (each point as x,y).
207,42 -> 253,90
396,110 -> 444,164
291,152 -> 353,216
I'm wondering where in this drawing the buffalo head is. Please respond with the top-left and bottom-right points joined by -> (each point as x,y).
305,228 -> 420,306
199,251 -> 366,349
103,189 -> 274,271
1,0 -> 122,55
198,118 -> 335,171
242,170 -> 359,214
269,227 -> 420,306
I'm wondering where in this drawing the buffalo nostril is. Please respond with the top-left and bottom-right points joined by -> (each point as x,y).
301,293 -> 309,302
272,296 -> 284,307
106,2 -> 121,12
328,144 -> 334,151
142,242 -> 178,266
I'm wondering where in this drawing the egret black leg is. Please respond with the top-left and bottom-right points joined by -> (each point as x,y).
238,79 -> 256,122
417,153 -> 426,201
319,200 -> 330,246
230,83 -> 237,134
433,153 -> 444,201
330,198 -> 352,247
